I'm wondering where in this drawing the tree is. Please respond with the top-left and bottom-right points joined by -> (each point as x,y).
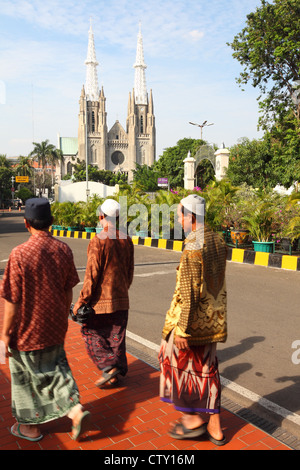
0,154 -> 11,168
15,156 -> 33,177
29,140 -> 62,195
0,157 -> 14,206
16,186 -> 34,202
72,160 -> 127,186
228,0 -> 300,132
154,138 -> 208,188
132,164 -> 160,191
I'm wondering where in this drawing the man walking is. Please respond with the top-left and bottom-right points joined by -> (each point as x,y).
159,194 -> 228,445
73,198 -> 134,388
1,198 -> 90,442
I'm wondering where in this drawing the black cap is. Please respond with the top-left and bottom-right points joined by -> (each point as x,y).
25,198 -> 51,221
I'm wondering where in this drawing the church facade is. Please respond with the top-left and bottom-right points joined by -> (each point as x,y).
58,24 -> 155,182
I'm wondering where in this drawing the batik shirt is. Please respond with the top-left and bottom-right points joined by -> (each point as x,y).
78,228 -> 134,314
0,231 -> 79,351
162,226 -> 228,345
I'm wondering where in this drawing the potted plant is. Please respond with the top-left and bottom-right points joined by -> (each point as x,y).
81,195 -> 103,232
281,194 -> 300,251
225,202 -> 250,246
64,202 -> 83,231
51,202 -> 67,230
243,200 -> 276,252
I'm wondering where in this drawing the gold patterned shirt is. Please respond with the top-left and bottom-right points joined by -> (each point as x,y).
162,225 -> 227,345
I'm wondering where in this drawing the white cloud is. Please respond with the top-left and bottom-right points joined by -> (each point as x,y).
186,30 -> 205,42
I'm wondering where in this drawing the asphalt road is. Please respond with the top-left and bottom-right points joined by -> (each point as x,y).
1,210 -> 300,437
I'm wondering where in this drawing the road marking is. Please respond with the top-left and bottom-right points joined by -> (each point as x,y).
127,330 -> 160,352
0,259 -> 8,263
134,270 -> 175,278
221,376 -> 300,426
126,330 -> 300,427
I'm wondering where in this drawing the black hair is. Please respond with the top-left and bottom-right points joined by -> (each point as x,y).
25,216 -> 53,230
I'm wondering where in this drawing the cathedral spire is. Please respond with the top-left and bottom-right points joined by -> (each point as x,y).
85,21 -> 100,101
133,23 -> 147,105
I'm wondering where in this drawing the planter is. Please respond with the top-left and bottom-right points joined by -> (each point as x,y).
222,230 -> 231,243
136,230 -> 148,238
252,241 -> 274,253
68,226 -> 80,232
85,227 -> 96,233
230,229 -> 250,246
96,227 -> 103,233
56,225 -> 66,231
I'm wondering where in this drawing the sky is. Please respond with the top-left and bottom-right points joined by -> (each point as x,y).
0,0 -> 264,160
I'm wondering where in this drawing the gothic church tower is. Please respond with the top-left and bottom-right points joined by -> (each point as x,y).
77,23 -> 155,181
78,24 -> 107,170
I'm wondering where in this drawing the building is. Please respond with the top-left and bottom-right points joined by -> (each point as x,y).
57,23 -> 156,182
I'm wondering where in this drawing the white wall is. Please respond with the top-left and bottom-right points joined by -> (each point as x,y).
58,181 -> 117,203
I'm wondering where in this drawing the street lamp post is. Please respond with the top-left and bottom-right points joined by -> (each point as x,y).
189,120 -> 214,140
11,176 -> 15,203
85,96 -> 90,201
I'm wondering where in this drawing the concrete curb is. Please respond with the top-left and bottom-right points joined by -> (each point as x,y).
227,247 -> 300,272
50,229 -> 300,271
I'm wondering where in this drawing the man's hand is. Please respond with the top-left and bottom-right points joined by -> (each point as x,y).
1,333 -> 12,358
2,300 -> 19,358
174,335 -> 190,350
72,301 -> 82,316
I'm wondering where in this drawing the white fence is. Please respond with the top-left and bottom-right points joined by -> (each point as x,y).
57,180 -> 118,203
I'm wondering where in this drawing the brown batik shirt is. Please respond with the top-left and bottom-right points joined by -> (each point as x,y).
77,228 -> 134,314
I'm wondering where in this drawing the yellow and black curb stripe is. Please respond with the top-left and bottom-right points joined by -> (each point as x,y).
50,229 -> 300,271
50,229 -> 185,252
228,247 -> 300,272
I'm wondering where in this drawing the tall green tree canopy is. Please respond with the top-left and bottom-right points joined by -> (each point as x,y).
226,137 -> 275,189
228,0 -> 300,131
153,138 -> 212,188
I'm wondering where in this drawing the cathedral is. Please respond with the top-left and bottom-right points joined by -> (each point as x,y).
57,23 -> 156,182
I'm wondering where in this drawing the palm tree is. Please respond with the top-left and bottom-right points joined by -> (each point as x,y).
29,140 -> 63,196
48,148 -> 64,188
15,156 -> 33,177
0,154 -> 11,168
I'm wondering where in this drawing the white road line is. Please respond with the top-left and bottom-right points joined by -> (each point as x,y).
127,330 -> 160,352
134,270 -> 175,278
221,376 -> 300,426
126,329 -> 300,427
0,259 -> 8,263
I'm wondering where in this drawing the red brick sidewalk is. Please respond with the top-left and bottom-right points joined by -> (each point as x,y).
0,299 -> 291,451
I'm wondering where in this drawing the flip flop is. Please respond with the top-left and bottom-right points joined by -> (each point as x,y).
10,423 -> 43,442
168,421 -> 207,440
206,429 -> 227,446
72,410 -> 91,441
95,367 -> 121,388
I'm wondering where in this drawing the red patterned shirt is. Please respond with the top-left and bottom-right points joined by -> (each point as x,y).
0,231 -> 79,351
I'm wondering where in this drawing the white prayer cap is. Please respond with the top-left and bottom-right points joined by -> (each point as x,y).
100,199 -> 120,217
180,194 -> 206,216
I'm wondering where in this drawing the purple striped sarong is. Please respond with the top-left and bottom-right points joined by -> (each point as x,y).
80,310 -> 128,376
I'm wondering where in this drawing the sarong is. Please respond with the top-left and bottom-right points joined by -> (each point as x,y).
9,344 -> 80,424
81,310 -> 128,376
159,330 -> 221,414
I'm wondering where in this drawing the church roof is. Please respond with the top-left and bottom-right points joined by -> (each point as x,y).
59,137 -> 78,155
